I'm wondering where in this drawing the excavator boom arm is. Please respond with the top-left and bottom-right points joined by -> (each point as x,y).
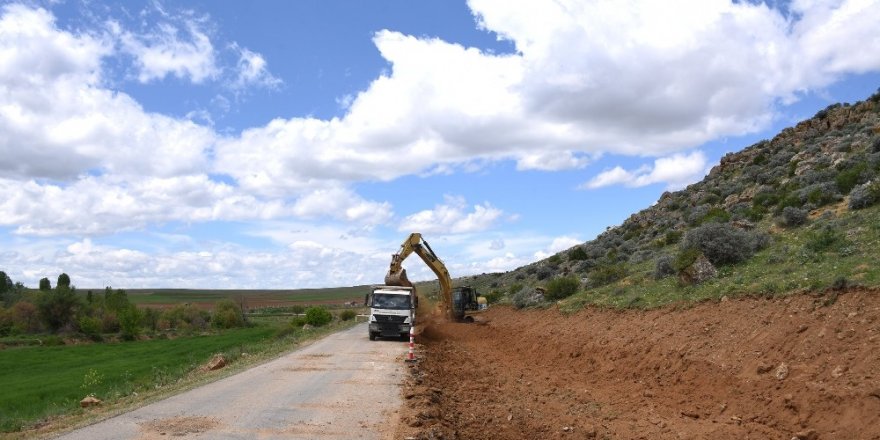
385,233 -> 454,319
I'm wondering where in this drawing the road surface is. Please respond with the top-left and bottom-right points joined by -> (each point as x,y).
55,324 -> 406,440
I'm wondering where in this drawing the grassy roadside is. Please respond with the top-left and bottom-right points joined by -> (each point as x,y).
0,318 -> 359,439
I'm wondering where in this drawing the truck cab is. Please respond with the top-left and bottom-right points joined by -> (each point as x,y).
365,286 -> 417,340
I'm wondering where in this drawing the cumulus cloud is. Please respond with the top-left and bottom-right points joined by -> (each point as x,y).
1,236 -> 391,289
399,196 -> 504,234
0,5 -> 214,181
213,0 -> 880,195
291,186 -> 393,226
583,151 -> 709,190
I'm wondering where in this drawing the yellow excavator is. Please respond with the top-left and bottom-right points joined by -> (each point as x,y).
384,232 -> 486,322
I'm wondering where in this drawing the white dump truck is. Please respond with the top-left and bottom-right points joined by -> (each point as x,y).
364,285 -> 417,341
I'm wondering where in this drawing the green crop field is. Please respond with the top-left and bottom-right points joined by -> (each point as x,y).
121,285 -> 371,308
0,320 -> 353,433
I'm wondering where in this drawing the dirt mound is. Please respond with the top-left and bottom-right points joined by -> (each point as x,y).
396,289 -> 880,439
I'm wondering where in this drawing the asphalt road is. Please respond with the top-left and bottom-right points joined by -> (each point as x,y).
55,324 -> 406,440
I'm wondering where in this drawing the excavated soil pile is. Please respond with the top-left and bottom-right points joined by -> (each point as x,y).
396,289 -> 880,440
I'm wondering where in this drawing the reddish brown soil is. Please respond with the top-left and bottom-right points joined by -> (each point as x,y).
396,289 -> 880,439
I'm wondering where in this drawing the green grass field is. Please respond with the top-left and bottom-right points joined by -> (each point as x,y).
0,320 -> 353,433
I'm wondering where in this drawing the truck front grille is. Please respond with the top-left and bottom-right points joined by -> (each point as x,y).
375,314 -> 406,323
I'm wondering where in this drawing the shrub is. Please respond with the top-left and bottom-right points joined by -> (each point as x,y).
507,283 -> 524,295
587,264 -> 627,288
654,254 -> 675,279
291,316 -> 307,327
78,316 -> 102,341
511,289 -> 542,309
339,310 -> 357,321
800,182 -> 839,207
849,181 -> 880,209
673,247 -> 702,272
483,290 -> 503,304
119,306 -> 143,341
568,247 -> 589,261
664,230 -> 683,245
535,266 -> 554,280
547,254 -> 562,265
698,207 -> 731,225
213,299 -> 245,329
290,305 -> 305,315
545,276 -> 580,300
835,163 -> 867,194
680,223 -> 758,266
780,206 -> 808,227
101,312 -> 120,333
8,301 -> 40,333
37,287 -> 80,333
805,225 -> 849,253
304,307 -> 332,327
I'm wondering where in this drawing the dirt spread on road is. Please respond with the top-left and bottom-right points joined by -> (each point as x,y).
138,416 -> 219,438
396,289 -> 880,439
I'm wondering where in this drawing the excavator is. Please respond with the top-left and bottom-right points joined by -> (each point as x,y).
384,232 -> 485,322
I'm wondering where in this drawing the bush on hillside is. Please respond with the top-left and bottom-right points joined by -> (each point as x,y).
568,247 -> 589,261
653,254 -> 675,279
805,225 -> 849,253
680,223 -> 762,266
305,307 -> 332,327
587,263 -> 627,288
545,276 -> 580,300
849,181 -> 880,209
535,266 -> 554,280
483,290 -> 503,304
780,206 -> 808,227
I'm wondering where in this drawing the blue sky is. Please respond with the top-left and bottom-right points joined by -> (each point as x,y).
1,0 -> 879,288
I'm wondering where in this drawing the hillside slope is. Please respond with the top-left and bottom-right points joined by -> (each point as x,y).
464,89 -> 880,309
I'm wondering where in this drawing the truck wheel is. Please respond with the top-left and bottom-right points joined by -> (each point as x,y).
369,332 -> 376,341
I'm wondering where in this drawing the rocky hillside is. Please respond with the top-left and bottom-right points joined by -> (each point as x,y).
463,88 -> 880,309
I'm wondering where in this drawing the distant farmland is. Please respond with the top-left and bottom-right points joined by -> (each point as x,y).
120,286 -> 372,309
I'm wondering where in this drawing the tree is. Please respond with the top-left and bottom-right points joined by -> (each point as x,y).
57,273 -> 71,289
37,287 -> 79,332
119,305 -> 143,341
104,287 -> 130,312
39,277 -> 51,291
0,271 -> 10,294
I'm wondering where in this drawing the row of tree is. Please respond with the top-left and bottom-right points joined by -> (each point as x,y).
0,272 -> 246,341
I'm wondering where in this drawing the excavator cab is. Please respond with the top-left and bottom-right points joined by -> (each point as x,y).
451,286 -> 480,322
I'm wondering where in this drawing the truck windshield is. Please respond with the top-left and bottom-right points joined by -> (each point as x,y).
371,293 -> 411,310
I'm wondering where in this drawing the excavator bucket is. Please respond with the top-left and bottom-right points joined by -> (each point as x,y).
385,268 -> 413,287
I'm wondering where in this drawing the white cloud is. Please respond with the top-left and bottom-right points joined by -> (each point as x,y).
399,196 -> 504,234
533,235 -> 582,260
583,151 -> 709,190
0,175 -> 290,236
0,236 -> 391,289
0,6 -> 214,181
291,186 -> 393,226
230,44 -> 282,91
111,17 -> 219,84
214,0 -> 880,195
